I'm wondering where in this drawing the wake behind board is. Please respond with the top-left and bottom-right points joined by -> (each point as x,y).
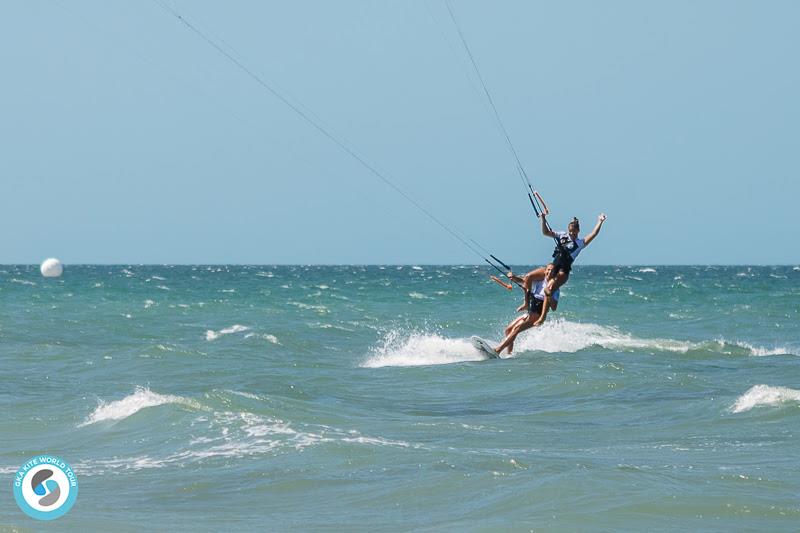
470,336 -> 500,359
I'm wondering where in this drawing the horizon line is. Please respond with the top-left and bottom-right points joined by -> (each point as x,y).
3,263 -> 798,267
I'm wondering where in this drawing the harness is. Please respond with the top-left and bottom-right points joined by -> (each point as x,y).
551,235 -> 577,270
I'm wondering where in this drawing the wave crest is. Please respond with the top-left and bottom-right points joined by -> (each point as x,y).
514,319 -> 694,354
81,387 -> 199,426
731,385 -> 800,413
360,321 -> 795,367
205,324 -> 249,341
362,330 -> 487,367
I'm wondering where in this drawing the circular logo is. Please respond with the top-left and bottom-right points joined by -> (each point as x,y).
13,455 -> 78,521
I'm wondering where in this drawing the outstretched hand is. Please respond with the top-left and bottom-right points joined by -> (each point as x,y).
598,213 -> 607,222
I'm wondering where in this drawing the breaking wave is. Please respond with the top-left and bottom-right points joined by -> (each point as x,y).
731,385 -> 800,413
361,320 -> 797,367
205,324 -> 249,341
80,387 -> 201,426
513,320 -> 797,357
362,330 -> 488,367
72,389 -> 421,474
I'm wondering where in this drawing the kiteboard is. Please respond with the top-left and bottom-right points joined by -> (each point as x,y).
470,336 -> 500,359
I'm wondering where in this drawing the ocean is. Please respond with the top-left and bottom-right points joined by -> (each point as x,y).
1,264 -> 799,531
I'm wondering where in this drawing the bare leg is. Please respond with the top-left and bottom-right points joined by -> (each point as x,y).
545,270 -> 570,295
537,270 -> 570,324
495,313 -> 538,354
502,315 -> 528,340
517,266 -> 547,312
496,317 -> 536,354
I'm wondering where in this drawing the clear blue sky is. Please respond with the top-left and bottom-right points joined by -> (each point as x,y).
1,1 -> 798,264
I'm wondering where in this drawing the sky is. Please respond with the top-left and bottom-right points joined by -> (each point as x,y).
1,0 -> 798,264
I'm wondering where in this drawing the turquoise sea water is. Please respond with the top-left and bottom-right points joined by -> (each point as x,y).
1,265 -> 799,531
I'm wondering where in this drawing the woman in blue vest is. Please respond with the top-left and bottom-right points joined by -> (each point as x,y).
514,213 -> 607,323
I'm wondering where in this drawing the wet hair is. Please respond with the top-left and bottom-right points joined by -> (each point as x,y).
568,217 -> 580,231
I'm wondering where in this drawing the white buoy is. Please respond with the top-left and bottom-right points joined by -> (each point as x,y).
40,258 -> 64,278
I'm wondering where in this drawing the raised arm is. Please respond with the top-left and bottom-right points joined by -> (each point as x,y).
540,214 -> 557,239
583,213 -> 607,246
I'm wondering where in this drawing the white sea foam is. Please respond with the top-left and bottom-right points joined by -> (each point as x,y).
731,385 -> 800,413
288,301 -> 329,314
725,340 -> 794,357
637,268 -> 657,273
225,390 -> 263,401
361,319 -> 792,362
361,322 -> 715,368
513,319 -> 695,354
205,324 -> 249,341
71,419 -> 417,476
80,387 -> 200,426
74,455 -> 170,473
409,292 -> 430,299
244,332 -> 280,344
144,299 -> 155,309
10,278 -> 36,286
362,330 -> 488,367
511,322 -> 797,357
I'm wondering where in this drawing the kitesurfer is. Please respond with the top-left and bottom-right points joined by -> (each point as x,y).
515,213 -> 607,317
494,263 -> 561,354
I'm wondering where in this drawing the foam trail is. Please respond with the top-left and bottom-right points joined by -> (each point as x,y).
244,332 -> 280,344
731,385 -> 800,413
513,319 -> 696,354
509,319 -> 798,357
726,340 -> 794,357
206,324 -> 249,341
361,322 -> 792,367
81,387 -> 199,426
362,330 -> 487,367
